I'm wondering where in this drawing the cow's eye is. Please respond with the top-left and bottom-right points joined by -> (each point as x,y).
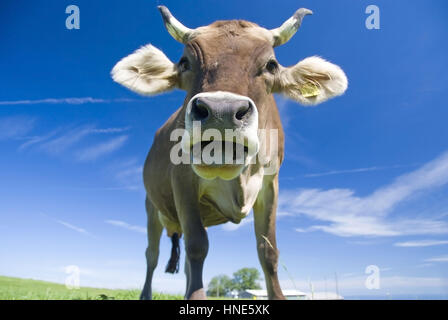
178,57 -> 190,73
265,59 -> 278,74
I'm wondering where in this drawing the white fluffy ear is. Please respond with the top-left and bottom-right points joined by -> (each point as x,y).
111,44 -> 178,95
277,56 -> 348,106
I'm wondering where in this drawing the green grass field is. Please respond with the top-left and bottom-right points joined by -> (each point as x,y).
0,276 -> 183,300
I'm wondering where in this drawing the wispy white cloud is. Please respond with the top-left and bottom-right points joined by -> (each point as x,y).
346,239 -> 386,246
56,220 -> 90,235
109,159 -> 144,192
88,127 -> 130,134
18,130 -> 59,151
305,167 -> 381,177
304,164 -> 415,178
416,263 -> 434,268
105,220 -> 146,234
0,97 -> 139,105
1,113 -> 131,156
0,116 -> 36,140
114,161 -> 143,183
39,127 -> 93,154
394,240 -> 448,247
76,135 -> 128,161
425,255 -> 448,263
279,151 -> 448,237
25,125 -> 131,157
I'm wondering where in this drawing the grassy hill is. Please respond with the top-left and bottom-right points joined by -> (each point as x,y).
0,275 -> 183,300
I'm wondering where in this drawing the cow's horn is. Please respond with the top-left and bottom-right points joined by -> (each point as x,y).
158,6 -> 196,44
270,8 -> 313,47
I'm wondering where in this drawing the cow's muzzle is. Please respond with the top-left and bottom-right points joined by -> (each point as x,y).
181,91 -> 259,180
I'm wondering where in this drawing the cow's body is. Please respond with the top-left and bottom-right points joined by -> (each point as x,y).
145,96 -> 284,232
112,6 -> 347,300
143,92 -> 285,299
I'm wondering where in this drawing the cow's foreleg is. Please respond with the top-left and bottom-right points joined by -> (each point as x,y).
184,257 -> 190,295
140,197 -> 163,300
253,174 -> 285,300
179,207 -> 209,300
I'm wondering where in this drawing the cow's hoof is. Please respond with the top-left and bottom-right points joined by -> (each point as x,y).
140,293 -> 151,300
188,289 -> 207,300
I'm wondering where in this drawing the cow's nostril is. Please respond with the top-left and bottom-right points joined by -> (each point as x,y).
191,98 -> 209,120
235,102 -> 252,121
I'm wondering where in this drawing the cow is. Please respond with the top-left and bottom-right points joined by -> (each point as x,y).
111,6 -> 347,300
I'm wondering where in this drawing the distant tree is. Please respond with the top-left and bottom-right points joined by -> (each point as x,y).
231,268 -> 262,291
207,275 -> 234,297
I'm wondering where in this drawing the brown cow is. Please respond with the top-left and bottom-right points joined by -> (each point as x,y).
111,6 -> 347,300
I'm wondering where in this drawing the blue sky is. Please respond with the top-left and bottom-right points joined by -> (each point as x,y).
1,0 -> 448,298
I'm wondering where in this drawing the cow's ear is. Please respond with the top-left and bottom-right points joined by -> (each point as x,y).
111,45 -> 178,95
275,56 -> 347,106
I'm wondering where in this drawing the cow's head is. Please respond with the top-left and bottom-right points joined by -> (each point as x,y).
112,6 -> 347,180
